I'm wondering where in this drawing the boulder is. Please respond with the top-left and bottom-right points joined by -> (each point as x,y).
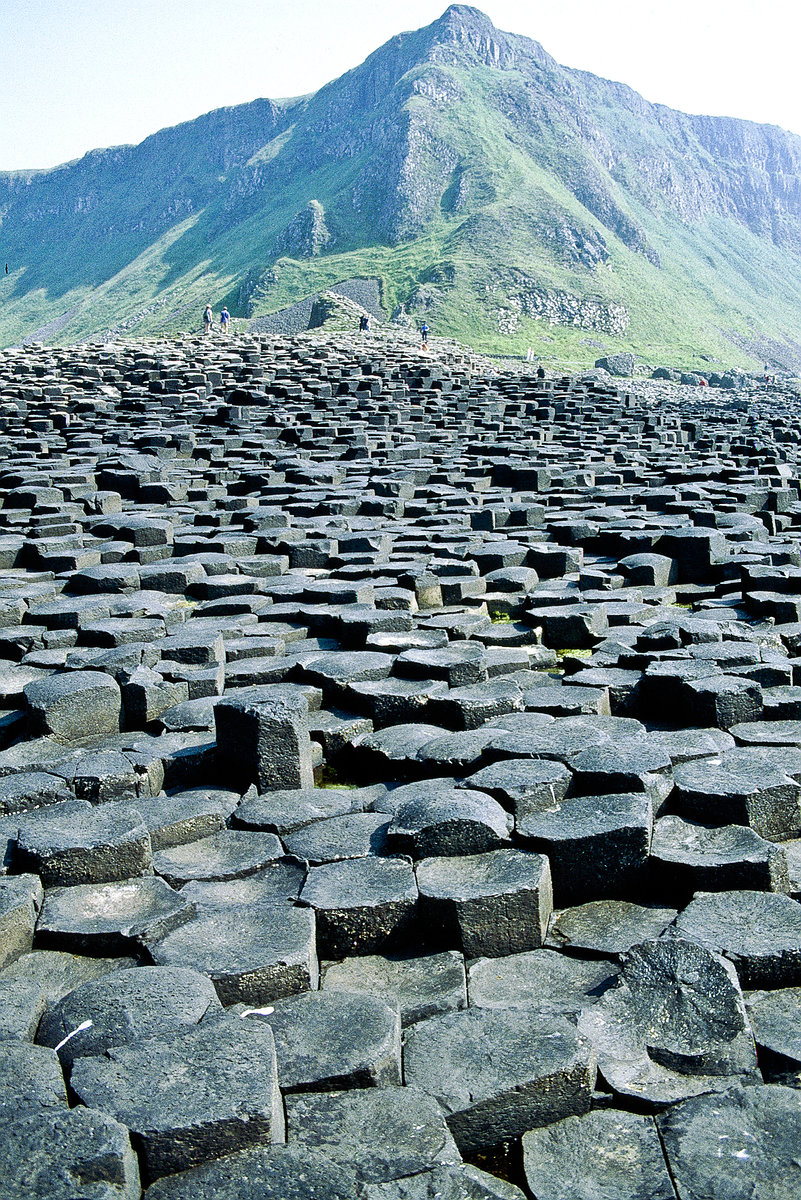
522,1109 -> 676,1200
285,1087 -> 462,1183
70,1014 -> 285,1183
0,1105 -> 140,1199
578,938 -> 759,1108
416,849 -> 552,957
24,671 -> 122,742
657,1084 -> 801,1200
323,950 -> 466,1027
403,1006 -> 595,1151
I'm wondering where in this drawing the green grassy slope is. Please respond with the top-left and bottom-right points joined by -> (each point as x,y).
2,4 -> 801,370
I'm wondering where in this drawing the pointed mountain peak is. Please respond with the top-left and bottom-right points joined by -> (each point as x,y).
428,3 -> 503,48
435,5 -> 498,33
424,4 -> 553,69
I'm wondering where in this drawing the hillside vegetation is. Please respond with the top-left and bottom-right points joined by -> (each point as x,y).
2,5 -> 801,370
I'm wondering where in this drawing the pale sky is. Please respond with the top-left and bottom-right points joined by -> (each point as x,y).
2,0 -> 800,172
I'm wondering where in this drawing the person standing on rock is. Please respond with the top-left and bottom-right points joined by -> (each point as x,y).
358,314 -> 370,332
203,304 -> 213,335
536,365 -> 546,380
420,322 -> 429,350
220,307 -> 230,335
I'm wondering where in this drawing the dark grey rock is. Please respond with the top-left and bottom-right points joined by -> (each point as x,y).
148,902 -> 317,1004
522,682 -> 611,716
430,679 -> 524,730
516,791 -> 652,905
0,771 -> 72,815
0,1039 -> 67,1109
484,711 -> 556,733
241,989 -> 401,1091
415,849 -> 552,957
215,684 -> 314,791
467,948 -> 618,1014
486,714 -> 642,765
152,828 -> 283,886
656,1084 -> 801,1200
362,1164 -> 527,1199
234,785 -> 363,834
387,788 -> 512,859
671,889 -> 801,987
0,1104 -> 141,1199
71,1013 -> 284,1182
396,645 -> 486,687
365,778 -> 457,817
348,677 -> 447,727
37,964 -> 221,1063
672,752 -> 801,840
567,741 -> 671,799
578,938 -> 759,1108
0,736 -> 76,778
461,758 -> 571,820
36,875 -> 195,953
300,650 -> 394,701
564,665 -> 643,716
285,1086 -> 461,1182
744,986 -> 801,1085
527,603 -> 609,649
730,718 -> 801,746
16,800 -> 152,886
415,729 -> 500,774
121,665 -> 189,726
155,695 -> 217,732
645,727 -> 734,764
0,948 -> 134,1040
547,900 -> 678,957
595,352 -> 635,376
403,1006 -> 595,1151
181,859 -> 307,909
619,552 -> 677,587
683,673 -> 763,729
0,873 -> 42,966
522,1109 -> 677,1200
300,856 -> 418,959
323,950 -> 466,1026
24,670 -> 122,743
308,708 -> 375,758
356,723 -> 449,780
133,790 -> 226,850
787,837 -> 801,898
53,749 -> 141,803
11,332 -> 801,1198
650,815 -> 790,898
142,1144 -> 362,1200
283,812 -> 391,864
724,743 -> 801,786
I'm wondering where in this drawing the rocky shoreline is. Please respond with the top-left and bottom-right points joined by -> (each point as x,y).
0,330 -> 799,1198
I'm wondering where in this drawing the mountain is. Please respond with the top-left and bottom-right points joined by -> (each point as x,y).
3,4 -> 801,370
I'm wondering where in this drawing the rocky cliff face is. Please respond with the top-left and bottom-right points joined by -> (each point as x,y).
483,273 -> 630,337
1,99 -> 292,237
274,200 -> 331,257
2,5 -> 801,359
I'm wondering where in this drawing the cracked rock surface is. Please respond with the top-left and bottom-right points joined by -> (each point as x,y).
0,332 -> 800,1194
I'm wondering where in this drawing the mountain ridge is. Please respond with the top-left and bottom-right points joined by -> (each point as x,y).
2,4 -> 801,369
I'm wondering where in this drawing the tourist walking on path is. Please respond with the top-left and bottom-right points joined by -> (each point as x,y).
420,322 -> 429,350
203,304 -> 213,335
219,306 -> 230,335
